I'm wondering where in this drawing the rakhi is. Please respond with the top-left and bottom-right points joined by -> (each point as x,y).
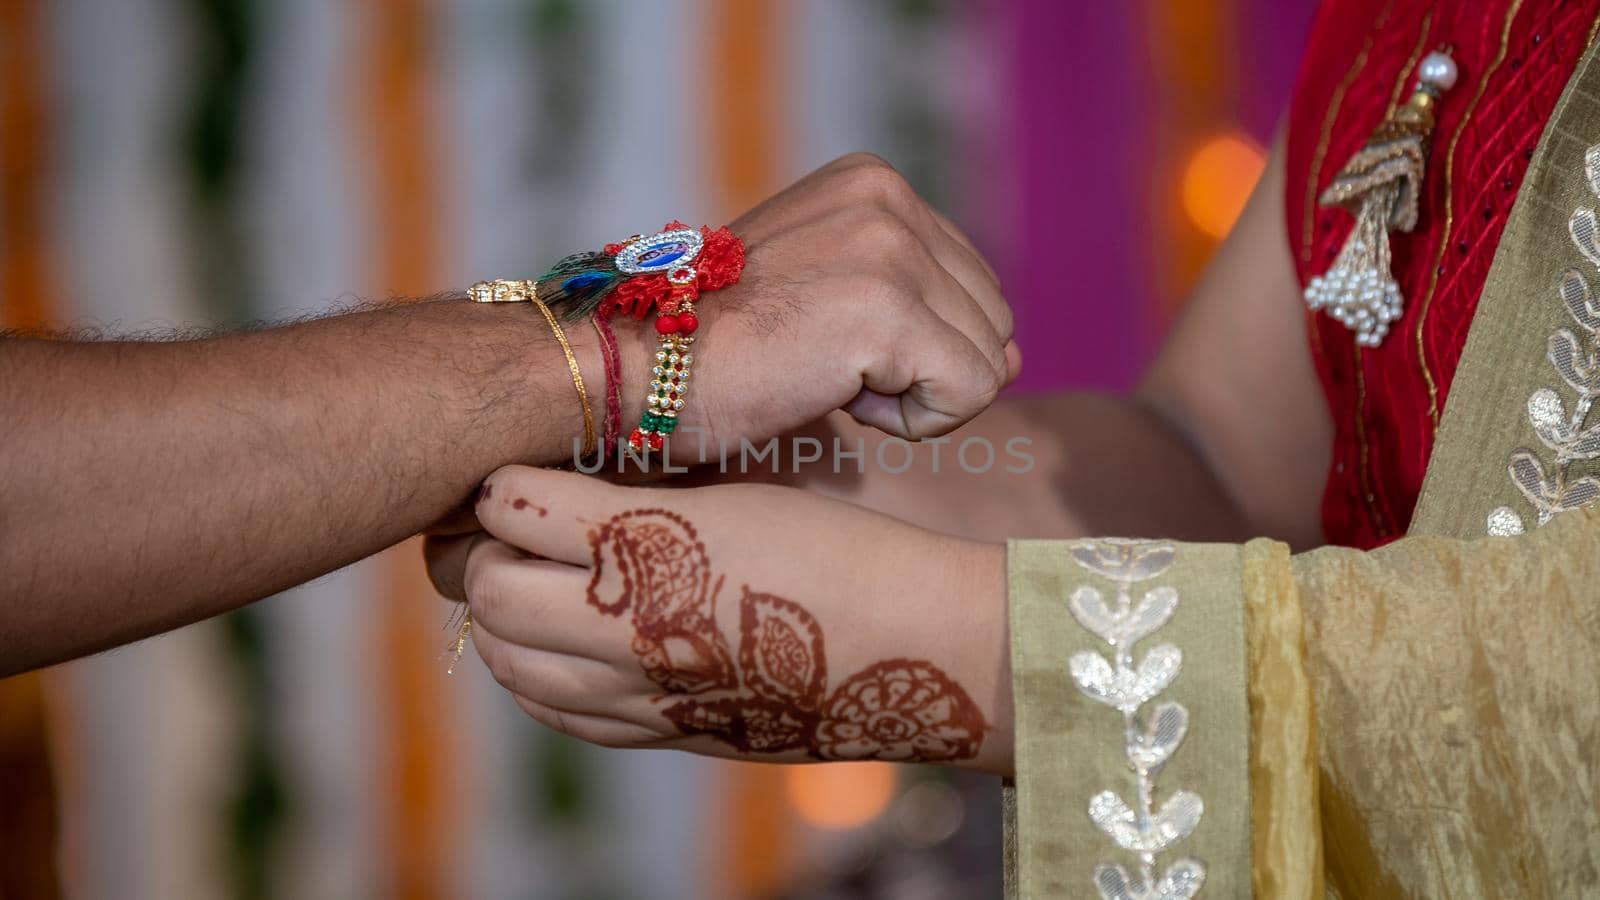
532,221 -> 745,455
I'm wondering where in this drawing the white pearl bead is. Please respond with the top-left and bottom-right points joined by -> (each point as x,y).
1418,51 -> 1458,91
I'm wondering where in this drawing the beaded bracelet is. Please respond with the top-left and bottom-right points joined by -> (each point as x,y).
535,222 -> 745,456
470,224 -> 744,458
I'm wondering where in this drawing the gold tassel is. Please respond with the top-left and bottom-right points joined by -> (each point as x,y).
442,606 -> 473,675
1305,50 -> 1457,347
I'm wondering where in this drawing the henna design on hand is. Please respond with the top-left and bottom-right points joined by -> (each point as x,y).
814,660 -> 984,761
739,591 -> 826,708
586,510 -> 736,694
585,509 -> 986,763
511,497 -> 547,517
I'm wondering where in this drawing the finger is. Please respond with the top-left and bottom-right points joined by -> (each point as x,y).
842,389 -> 912,437
464,537 -> 620,659
475,466 -> 634,566
1004,340 -> 1023,386
424,492 -> 483,537
504,679 -> 789,759
912,208 -> 1011,343
927,205 -> 1001,287
505,692 -> 667,750
847,305 -> 1001,439
423,531 -> 488,602
840,221 -> 1005,385
897,327 -> 1004,438
845,382 -> 994,441
472,617 -> 646,715
915,258 -> 1009,379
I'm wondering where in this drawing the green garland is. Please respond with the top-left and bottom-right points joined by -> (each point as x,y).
883,0 -> 955,212
178,1 -> 283,897
518,4 -> 620,898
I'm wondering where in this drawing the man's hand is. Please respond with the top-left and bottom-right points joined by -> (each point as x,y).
610,153 -> 1018,457
426,465 -> 1014,776
0,154 -> 1017,676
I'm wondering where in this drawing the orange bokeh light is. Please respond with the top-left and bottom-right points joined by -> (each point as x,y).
785,762 -> 897,831
1182,133 -> 1267,240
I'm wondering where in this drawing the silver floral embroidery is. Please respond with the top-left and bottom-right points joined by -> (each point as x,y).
1065,539 -> 1206,899
1488,143 -> 1600,535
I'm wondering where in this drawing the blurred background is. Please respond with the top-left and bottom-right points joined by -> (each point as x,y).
0,1 -> 1314,897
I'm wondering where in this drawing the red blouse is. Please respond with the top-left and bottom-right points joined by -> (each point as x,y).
1288,0 -> 1600,548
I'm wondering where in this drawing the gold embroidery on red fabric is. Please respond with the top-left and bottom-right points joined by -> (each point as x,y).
1300,1 -> 1403,540
1387,13 -> 1434,116
1352,342 -> 1389,537
1415,0 -> 1527,433
1350,13 -> 1437,540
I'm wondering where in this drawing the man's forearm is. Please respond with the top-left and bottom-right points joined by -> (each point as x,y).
0,298 -> 597,673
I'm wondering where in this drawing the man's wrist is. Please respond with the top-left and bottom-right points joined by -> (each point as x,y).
522,305 -> 608,466
436,297 -> 598,468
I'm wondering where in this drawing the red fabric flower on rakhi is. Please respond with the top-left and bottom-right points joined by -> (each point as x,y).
600,221 -> 746,319
525,221 -> 748,458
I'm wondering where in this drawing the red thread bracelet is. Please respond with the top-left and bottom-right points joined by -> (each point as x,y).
591,314 -> 624,461
532,222 -> 746,455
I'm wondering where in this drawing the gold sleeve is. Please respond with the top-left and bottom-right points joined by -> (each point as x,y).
1005,504 -> 1600,898
1289,504 -> 1600,898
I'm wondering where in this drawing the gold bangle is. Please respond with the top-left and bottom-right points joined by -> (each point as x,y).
529,297 -> 596,460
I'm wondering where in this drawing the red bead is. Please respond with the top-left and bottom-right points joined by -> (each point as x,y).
648,432 -> 664,451
628,427 -> 644,449
678,312 -> 699,334
655,315 -> 681,335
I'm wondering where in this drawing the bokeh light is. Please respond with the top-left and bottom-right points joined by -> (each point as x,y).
786,762 -> 898,831
892,779 -> 966,848
4,3 -> 1317,896
1182,133 -> 1267,239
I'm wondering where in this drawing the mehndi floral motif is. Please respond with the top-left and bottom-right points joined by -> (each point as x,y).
584,509 -> 987,762
1064,539 -> 1206,900
1488,144 -> 1600,535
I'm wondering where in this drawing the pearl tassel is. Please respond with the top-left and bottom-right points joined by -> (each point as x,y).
1305,50 -> 1457,347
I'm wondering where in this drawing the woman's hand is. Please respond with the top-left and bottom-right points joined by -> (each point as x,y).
426,465 -> 1014,775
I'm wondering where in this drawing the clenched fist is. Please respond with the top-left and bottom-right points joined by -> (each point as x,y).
588,153 -> 1018,458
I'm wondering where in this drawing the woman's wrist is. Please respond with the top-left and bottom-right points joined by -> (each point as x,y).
920,536 -> 1014,775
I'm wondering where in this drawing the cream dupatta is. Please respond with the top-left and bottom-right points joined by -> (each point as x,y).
1004,37 -> 1600,900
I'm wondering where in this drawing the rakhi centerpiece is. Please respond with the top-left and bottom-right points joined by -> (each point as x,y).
538,223 -> 745,454
473,222 -> 745,457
